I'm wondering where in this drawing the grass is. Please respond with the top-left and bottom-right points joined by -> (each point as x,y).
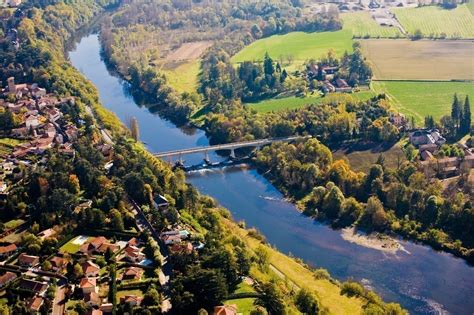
59,235 -> 92,254
232,30 -> 353,65
333,142 -> 406,173
341,12 -> 403,38
116,288 -> 143,298
372,80 -> 474,124
161,60 -> 200,94
248,91 -> 375,113
222,219 -> 365,314
1,230 -> 25,243
0,138 -> 22,157
4,219 -> 25,230
224,298 -> 256,314
392,4 -> 474,38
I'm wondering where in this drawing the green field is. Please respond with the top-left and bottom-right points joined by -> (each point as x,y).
341,12 -> 403,38
372,81 -> 474,124
59,235 -> 92,254
248,91 -> 375,113
4,219 -> 25,230
161,60 -> 200,94
232,30 -> 353,65
392,4 -> 474,38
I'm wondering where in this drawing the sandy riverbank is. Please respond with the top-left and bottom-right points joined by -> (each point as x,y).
341,227 -> 408,254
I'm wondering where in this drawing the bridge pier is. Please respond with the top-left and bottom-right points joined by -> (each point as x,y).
229,148 -> 236,160
204,150 -> 210,164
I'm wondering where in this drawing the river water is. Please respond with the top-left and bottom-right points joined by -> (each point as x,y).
69,34 -> 474,315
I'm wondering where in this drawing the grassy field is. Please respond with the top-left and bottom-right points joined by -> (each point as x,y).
392,4 -> 474,38
4,219 -> 25,230
59,235 -> 92,254
248,91 -> 375,113
0,138 -> 21,157
341,12 -> 403,38
224,282 -> 257,314
360,39 -> 474,81
232,30 -> 353,65
161,60 -> 201,94
223,219 -> 365,314
333,142 -> 406,173
373,81 -> 474,124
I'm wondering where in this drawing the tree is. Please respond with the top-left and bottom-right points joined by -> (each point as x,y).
263,52 -> 274,77
451,93 -> 461,129
129,116 -> 139,141
364,196 -> 388,230
460,95 -> 471,135
295,288 -> 319,314
42,260 -> 52,271
73,263 -> 84,279
110,208 -> 124,231
322,185 -> 345,219
142,286 -> 161,307
255,282 -> 286,315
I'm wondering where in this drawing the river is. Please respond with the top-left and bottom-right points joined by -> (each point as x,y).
68,34 -> 474,315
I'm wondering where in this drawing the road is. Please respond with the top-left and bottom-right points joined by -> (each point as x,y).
52,285 -> 66,315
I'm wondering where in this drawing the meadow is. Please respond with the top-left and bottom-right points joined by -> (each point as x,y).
248,91 -> 375,113
161,60 -> 201,94
392,4 -> 474,38
231,30 -> 353,65
360,39 -> 474,81
341,12 -> 403,38
372,81 -> 474,124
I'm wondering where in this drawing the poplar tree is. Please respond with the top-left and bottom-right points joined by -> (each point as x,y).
451,93 -> 461,129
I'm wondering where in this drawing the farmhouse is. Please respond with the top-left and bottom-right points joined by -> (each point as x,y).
409,129 -> 446,147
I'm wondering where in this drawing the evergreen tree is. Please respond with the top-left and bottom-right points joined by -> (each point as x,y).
461,95 -> 471,135
263,52 -> 274,77
451,93 -> 461,129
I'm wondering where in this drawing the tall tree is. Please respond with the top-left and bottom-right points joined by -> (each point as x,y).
263,52 -> 274,77
461,95 -> 471,135
451,93 -> 461,129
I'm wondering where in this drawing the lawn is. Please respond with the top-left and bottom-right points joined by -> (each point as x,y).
59,235 -> 92,254
231,30 -> 354,65
224,298 -> 256,314
392,4 -> 474,38
248,91 -> 375,113
4,219 -> 25,230
161,60 -> 200,94
341,12 -> 403,38
360,39 -> 474,81
222,219 -> 365,315
372,81 -> 474,124
116,288 -> 143,299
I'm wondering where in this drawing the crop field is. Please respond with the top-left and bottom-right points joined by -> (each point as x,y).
165,41 -> 212,61
248,91 -> 375,113
231,30 -> 353,65
392,4 -> 474,38
372,81 -> 474,124
360,39 -> 474,80
341,12 -> 403,38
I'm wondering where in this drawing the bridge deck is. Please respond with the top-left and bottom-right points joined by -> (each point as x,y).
153,136 -> 309,158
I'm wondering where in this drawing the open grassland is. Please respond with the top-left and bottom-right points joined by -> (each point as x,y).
248,91 -> 375,113
333,142 -> 406,173
373,81 -> 474,124
223,219 -> 365,314
161,60 -> 200,94
360,39 -> 474,80
392,4 -> 474,38
0,138 -> 21,157
232,30 -> 353,65
341,12 -> 403,38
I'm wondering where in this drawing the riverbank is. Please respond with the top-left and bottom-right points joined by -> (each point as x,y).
341,227 -> 407,254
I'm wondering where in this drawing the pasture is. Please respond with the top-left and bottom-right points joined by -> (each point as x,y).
161,60 -> 200,94
231,30 -> 353,65
360,39 -> 474,81
392,4 -> 474,38
372,81 -> 474,124
341,12 -> 403,38
248,91 -> 375,113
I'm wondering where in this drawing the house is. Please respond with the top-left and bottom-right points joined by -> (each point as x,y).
25,115 -> 40,130
409,129 -> 446,147
79,277 -> 98,294
86,310 -> 103,315
27,297 -> 44,313
7,0 -> 21,7
0,271 -> 17,288
18,279 -> 48,295
80,236 -> 107,254
169,242 -> 193,255
389,113 -> 407,128
322,81 -> 335,93
127,237 -> 142,247
50,256 -> 69,272
334,78 -> 352,92
45,108 -> 62,122
96,242 -> 120,255
82,260 -> 100,277
213,304 -> 238,315
18,253 -> 40,267
120,295 -> 143,306
153,195 -> 169,211
100,303 -> 113,313
38,228 -> 56,240
0,244 -> 17,258
123,245 -> 145,263
64,125 -> 78,141
84,291 -> 101,307
74,200 -> 92,214
121,267 -> 143,281
161,234 -> 182,245
0,181 -> 7,195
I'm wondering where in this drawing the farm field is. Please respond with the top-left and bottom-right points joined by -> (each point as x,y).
360,39 -> 474,80
248,91 -> 375,113
372,81 -> 474,124
392,4 -> 474,38
161,60 -> 200,94
341,11 -> 403,38
231,30 -> 353,65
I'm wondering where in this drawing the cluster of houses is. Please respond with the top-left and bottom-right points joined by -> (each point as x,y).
0,79 -> 79,198
0,0 -> 21,8
160,226 -> 204,256
306,63 -> 353,94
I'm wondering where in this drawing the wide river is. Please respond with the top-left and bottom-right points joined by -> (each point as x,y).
69,34 -> 474,315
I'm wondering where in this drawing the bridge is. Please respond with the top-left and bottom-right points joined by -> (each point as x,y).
153,136 -> 310,164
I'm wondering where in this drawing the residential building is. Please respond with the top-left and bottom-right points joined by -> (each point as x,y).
84,291 -> 101,307
79,277 -> 98,294
121,267 -> 143,281
213,304 -> 238,315
0,244 -> 17,258
38,228 -> 56,240
120,295 -> 143,306
27,297 -> 44,314
0,272 -> 17,288
409,129 -> 446,147
18,279 -> 48,295
82,260 -> 100,277
18,253 -> 40,267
